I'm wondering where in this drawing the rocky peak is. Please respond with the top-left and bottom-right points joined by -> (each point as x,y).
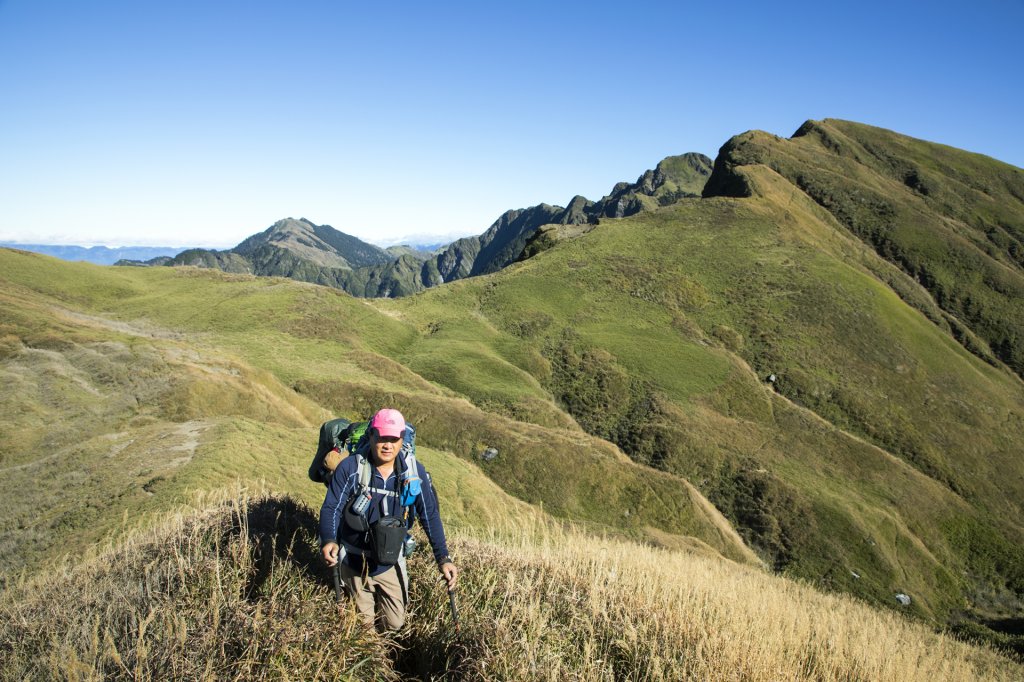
232,218 -> 390,270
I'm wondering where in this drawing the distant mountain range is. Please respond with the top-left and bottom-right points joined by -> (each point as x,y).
7,152 -> 713,297
0,244 -> 192,266
2,236 -> 439,269
112,152 -> 714,297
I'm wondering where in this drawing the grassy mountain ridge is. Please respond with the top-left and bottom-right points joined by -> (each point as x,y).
364,129 -> 1024,631
704,119 -> 1024,379
373,213 -> 1019,621
2,119 -> 1024,669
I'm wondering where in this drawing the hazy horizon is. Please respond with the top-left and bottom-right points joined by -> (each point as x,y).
0,224 -> 469,250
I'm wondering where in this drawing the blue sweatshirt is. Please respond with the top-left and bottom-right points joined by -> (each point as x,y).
319,452 -> 450,576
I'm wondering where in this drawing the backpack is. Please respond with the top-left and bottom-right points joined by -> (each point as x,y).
307,418 -> 354,484
308,417 -> 420,507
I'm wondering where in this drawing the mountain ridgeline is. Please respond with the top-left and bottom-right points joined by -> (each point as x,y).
122,152 -> 714,297
703,119 -> 1024,379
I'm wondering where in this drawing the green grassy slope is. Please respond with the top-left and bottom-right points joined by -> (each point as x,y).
704,119 -> 1024,378
0,248 -> 756,589
369,156 -> 1024,628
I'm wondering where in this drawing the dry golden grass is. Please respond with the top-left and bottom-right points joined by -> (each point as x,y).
0,490 -> 395,681
1,492 -> 1019,681
403,518 -> 1021,681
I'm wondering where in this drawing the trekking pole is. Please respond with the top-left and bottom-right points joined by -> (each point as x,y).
331,562 -> 343,604
447,587 -> 461,635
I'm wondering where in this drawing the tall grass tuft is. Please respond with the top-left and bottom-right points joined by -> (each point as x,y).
0,493 -> 394,681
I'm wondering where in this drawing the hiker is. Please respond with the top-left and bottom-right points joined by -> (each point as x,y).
319,408 -> 458,631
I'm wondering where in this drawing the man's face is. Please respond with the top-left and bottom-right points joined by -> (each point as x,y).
370,433 -> 402,466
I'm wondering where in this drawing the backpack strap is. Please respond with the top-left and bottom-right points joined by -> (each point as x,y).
397,435 -> 422,509
368,487 -> 398,497
356,452 -> 372,490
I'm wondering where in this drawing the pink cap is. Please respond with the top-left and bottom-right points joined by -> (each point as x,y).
370,408 -> 406,439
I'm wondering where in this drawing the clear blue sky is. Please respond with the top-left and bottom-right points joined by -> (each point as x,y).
1,0 -> 1021,247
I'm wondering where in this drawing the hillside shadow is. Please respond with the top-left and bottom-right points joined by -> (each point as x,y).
393,634 -> 470,682
233,496 -> 333,598
985,617 -> 1024,635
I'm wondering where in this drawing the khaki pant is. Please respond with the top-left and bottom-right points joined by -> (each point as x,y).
339,559 -> 409,631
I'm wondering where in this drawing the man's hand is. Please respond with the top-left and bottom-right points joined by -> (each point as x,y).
322,542 -> 340,567
440,561 -> 458,591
